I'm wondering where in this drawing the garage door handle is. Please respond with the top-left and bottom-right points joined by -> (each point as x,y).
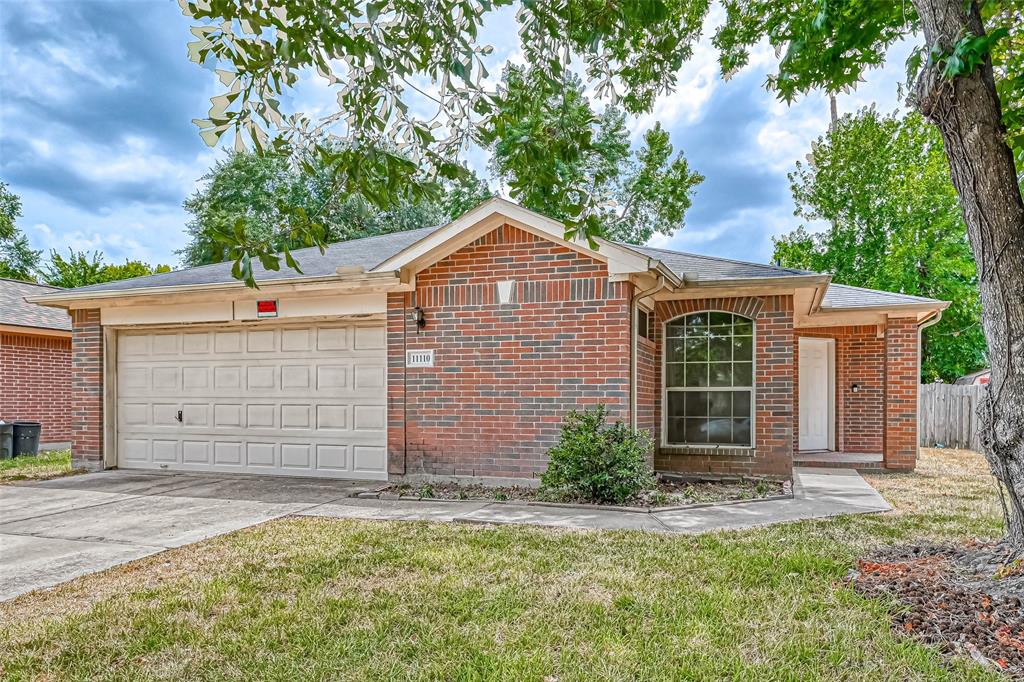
175,410 -> 183,423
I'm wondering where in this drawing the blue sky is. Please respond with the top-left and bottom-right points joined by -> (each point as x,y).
0,1 -> 915,269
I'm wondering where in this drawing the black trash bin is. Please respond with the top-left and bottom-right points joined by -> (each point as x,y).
12,421 -> 41,457
0,423 -> 12,460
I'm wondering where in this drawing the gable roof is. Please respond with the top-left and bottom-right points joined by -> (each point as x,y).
27,199 -> 945,315
0,278 -> 71,331
820,283 -> 943,309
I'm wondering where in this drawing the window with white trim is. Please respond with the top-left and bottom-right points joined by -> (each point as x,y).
665,311 -> 754,446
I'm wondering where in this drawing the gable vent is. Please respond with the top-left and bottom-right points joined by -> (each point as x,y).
406,349 -> 434,368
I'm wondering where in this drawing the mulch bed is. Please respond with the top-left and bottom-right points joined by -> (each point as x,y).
380,477 -> 787,509
851,541 -> 1024,676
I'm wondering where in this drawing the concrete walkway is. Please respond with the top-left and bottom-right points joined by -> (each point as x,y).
0,467 -> 889,602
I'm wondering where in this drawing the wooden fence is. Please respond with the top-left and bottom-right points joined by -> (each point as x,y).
918,383 -> 986,451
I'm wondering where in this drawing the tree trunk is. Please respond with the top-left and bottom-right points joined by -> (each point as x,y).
912,0 -> 1024,548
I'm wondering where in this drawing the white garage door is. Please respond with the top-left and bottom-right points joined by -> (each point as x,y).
116,322 -> 388,479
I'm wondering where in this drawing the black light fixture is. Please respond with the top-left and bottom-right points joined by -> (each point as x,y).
412,306 -> 426,331
851,383 -> 861,393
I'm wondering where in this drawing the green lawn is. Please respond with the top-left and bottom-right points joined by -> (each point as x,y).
0,449 -> 73,483
0,450 -> 1005,681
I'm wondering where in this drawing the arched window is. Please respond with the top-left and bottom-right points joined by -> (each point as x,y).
664,311 -> 754,447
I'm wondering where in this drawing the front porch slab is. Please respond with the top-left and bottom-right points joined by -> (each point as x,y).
793,451 -> 884,471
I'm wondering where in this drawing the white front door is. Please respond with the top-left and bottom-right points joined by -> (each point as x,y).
798,337 -> 833,451
115,322 -> 388,479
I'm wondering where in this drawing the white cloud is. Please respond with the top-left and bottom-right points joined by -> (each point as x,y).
20,186 -> 191,266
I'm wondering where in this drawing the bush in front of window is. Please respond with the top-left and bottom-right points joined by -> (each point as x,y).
540,404 -> 654,505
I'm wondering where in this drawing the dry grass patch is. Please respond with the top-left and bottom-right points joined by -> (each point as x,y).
0,447 -> 1007,681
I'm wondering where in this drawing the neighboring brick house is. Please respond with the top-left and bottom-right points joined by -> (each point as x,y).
30,199 -> 947,480
0,278 -> 73,447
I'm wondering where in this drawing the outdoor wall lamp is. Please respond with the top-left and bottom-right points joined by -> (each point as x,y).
412,306 -> 426,331
851,383 -> 861,393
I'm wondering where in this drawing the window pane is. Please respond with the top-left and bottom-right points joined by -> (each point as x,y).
731,418 -> 751,446
666,363 -> 686,387
709,362 -> 732,387
667,417 -> 686,443
667,390 -> 686,416
637,310 -> 649,339
733,336 -> 753,361
685,363 -> 708,387
734,317 -> 753,336
685,391 -> 709,417
685,418 -> 709,443
666,322 -> 686,338
709,312 -> 732,326
709,337 -> 732,362
685,313 -> 708,330
734,362 -> 753,386
666,338 -> 686,362
706,418 -> 733,443
708,391 -> 732,417
734,391 -> 751,418
684,337 -> 708,362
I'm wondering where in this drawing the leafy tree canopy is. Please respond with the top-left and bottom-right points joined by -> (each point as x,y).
773,108 -> 986,382
180,150 -> 494,267
0,181 -> 42,282
482,65 -> 702,244
41,249 -> 171,289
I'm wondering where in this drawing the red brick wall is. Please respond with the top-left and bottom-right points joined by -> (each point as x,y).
884,316 -> 919,470
387,224 -> 631,478
650,295 -> 794,478
71,309 -> 104,469
636,318 -> 658,436
0,332 -> 72,443
794,325 -> 885,454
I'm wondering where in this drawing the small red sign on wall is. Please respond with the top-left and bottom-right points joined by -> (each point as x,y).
256,299 -> 278,319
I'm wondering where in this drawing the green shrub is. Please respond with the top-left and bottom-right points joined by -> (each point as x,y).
540,404 -> 655,504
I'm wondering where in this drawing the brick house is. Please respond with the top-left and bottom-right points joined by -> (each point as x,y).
31,199 -> 947,480
1,278 -> 73,448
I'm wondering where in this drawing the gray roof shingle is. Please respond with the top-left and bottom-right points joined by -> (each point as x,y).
821,283 -> 943,309
35,220 -> 943,312
0,278 -> 71,331
61,224 -> 445,295
624,244 -> 815,280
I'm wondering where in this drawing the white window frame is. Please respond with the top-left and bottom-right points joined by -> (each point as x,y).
661,310 -> 757,449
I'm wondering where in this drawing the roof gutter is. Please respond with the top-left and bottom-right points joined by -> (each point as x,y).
647,259 -> 682,288
676,273 -> 831,289
26,269 -> 403,308
819,300 -> 951,313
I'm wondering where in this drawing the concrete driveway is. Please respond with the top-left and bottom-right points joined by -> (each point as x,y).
0,470 -> 379,602
1,467 -> 890,603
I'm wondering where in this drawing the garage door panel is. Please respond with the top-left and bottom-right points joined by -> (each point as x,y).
152,367 -> 181,392
116,323 -> 387,480
182,440 -> 211,464
353,446 -> 387,473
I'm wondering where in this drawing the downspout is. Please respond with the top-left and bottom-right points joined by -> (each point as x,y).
630,273 -> 668,427
914,309 -> 944,460
402,291 -> 409,475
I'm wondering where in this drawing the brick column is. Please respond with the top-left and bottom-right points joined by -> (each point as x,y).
884,316 -> 919,471
71,309 -> 104,471
386,292 -> 408,475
